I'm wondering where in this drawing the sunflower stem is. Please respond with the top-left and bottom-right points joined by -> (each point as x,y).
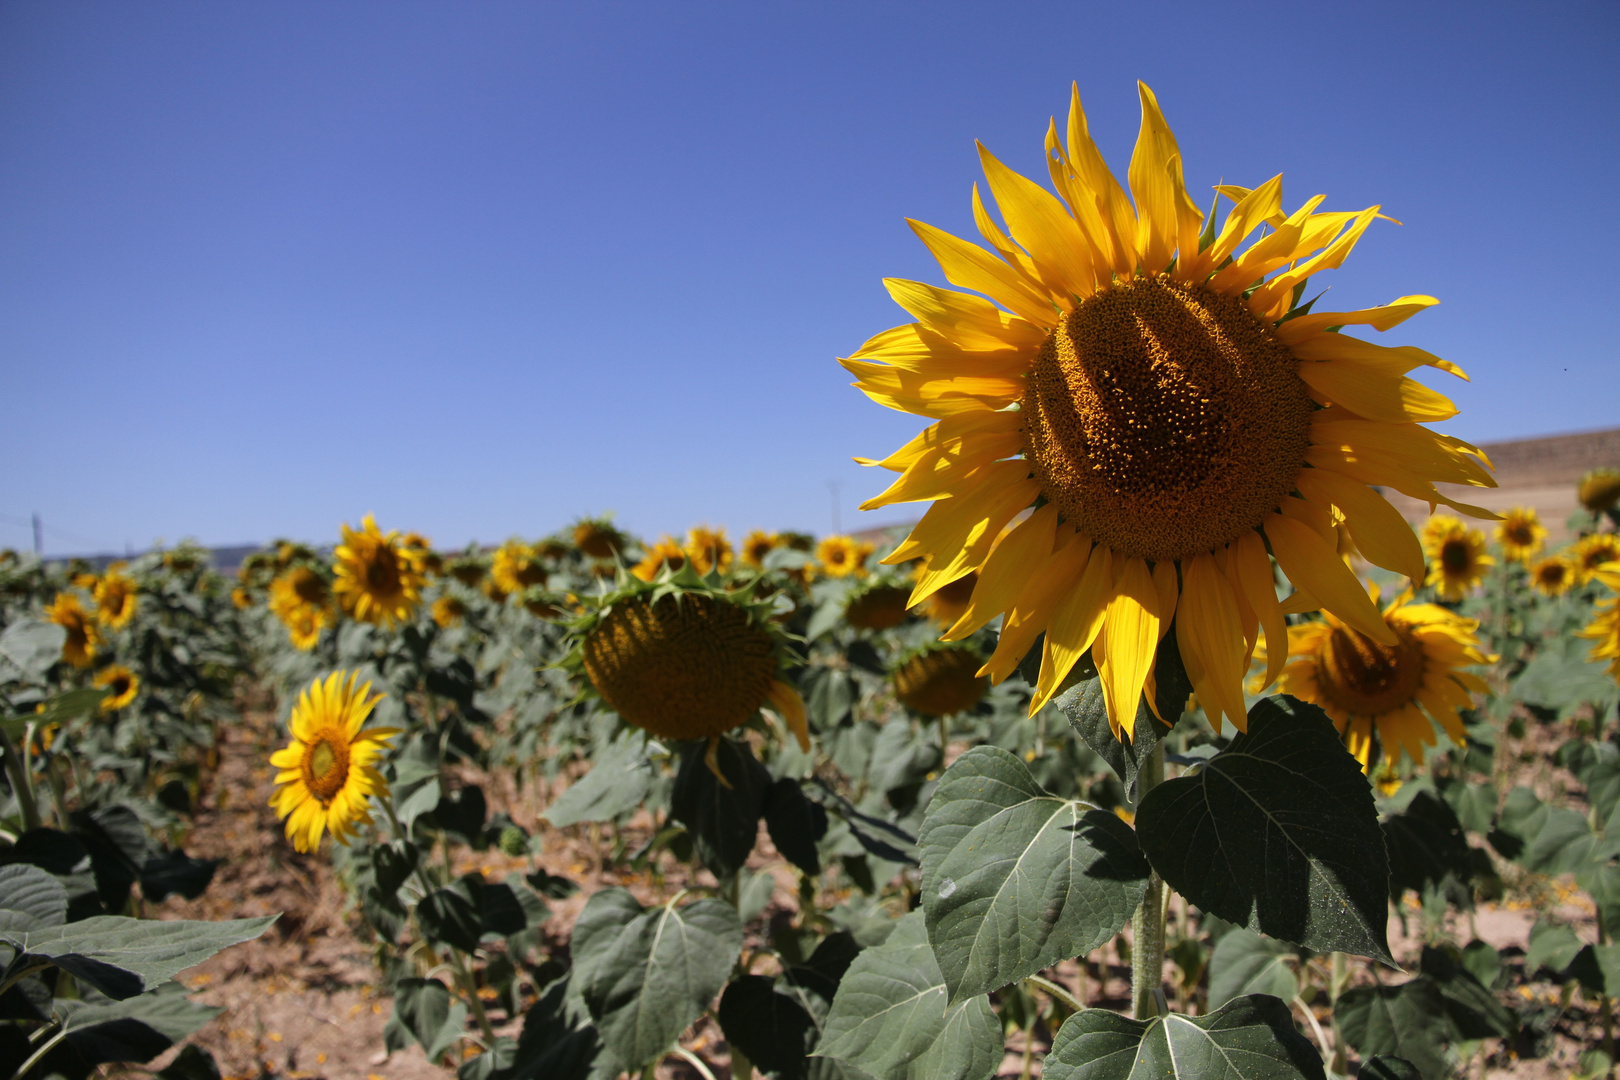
1130,742 -> 1166,1020
0,728 -> 41,834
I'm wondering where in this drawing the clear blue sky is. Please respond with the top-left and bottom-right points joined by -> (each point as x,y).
3,2 -> 1616,556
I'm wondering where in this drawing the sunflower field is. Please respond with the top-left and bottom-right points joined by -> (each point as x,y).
4,84 -> 1620,1080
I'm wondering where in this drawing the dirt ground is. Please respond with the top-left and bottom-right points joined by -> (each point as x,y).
137,694 -> 1613,1080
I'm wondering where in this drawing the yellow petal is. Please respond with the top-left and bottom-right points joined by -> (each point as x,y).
859,430 -> 1024,509
1096,557 -> 1161,740
850,322 -> 1032,374
1127,82 -> 1201,277
856,410 -> 1016,472
1289,330 -> 1466,382
1296,358 -> 1458,423
1062,84 -> 1138,277
767,681 -> 811,753
1264,513 -> 1396,645
1249,205 -> 1381,314
908,218 -> 1057,327
883,279 -> 1047,352
1293,468 -> 1425,581
1204,175 -> 1284,270
1230,532 -> 1290,690
887,462 -> 1037,564
980,533 -> 1091,685
1175,553 -> 1249,734
1031,545 -> 1115,713
1277,295 -> 1439,344
943,505 -> 1059,641
976,142 -> 1096,299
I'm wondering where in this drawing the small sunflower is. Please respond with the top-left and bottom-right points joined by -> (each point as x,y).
1531,555 -> 1575,598
432,594 -> 468,628
845,82 -> 1494,741
491,540 -> 547,596
685,526 -> 735,576
268,671 -> 399,853
632,536 -> 687,582
447,554 -> 487,587
893,643 -> 989,717
269,567 -> 331,621
230,587 -> 253,610
844,583 -> 913,631
1494,507 -> 1547,564
95,664 -> 140,711
519,587 -> 562,619
573,518 -> 624,560
283,605 -> 325,651
46,593 -> 101,668
93,567 -> 139,629
741,530 -> 782,569
566,565 -> 808,777
402,533 -> 443,578
1579,468 -> 1620,514
1581,563 -> 1620,680
1574,534 -> 1620,585
1274,585 -> 1493,770
1423,516 -> 1493,601
817,536 -> 873,579
332,515 -> 424,628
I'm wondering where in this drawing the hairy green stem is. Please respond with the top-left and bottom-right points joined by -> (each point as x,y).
1025,974 -> 1084,1015
12,1021 -> 68,1080
0,728 -> 41,833
1131,743 -> 1166,1020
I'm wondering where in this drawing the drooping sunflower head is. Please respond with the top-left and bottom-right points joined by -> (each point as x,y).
892,643 -> 989,718
741,530 -> 782,569
632,536 -> 687,582
914,567 -> 979,628
844,82 -> 1495,742
332,515 -> 424,629
844,582 -> 913,631
46,593 -> 100,668
432,594 -> 468,629
162,545 -> 204,572
275,541 -> 318,569
446,554 -> 487,587
573,518 -> 625,561
95,664 -> 140,712
816,536 -> 873,579
268,671 -> 399,853
491,539 -> 547,596
1531,555 -> 1575,598
1422,517 -> 1493,601
1494,507 -> 1547,564
1579,468 -> 1620,514
519,587 -> 563,620
93,569 -> 139,629
565,566 -> 807,754
1575,534 -> 1620,585
1276,586 -> 1493,771
684,525 -> 735,577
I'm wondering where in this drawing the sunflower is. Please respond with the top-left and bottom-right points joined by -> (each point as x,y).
685,526 -> 735,576
1422,516 -> 1493,601
1531,555 -> 1575,598
332,515 -> 425,628
519,587 -> 562,620
1575,534 -> 1620,585
490,540 -> 547,596
817,536 -> 873,579
402,533 -> 442,577
46,593 -> 101,668
268,567 -> 331,621
282,605 -> 325,651
230,587 -> 253,610
573,518 -> 624,560
95,664 -> 140,711
1582,563 -> 1620,680
741,530 -> 782,569
845,82 -> 1494,738
632,536 -> 687,582
432,594 -> 468,628
845,583 -> 913,631
268,671 -> 399,853
566,564 -> 808,777
893,644 -> 989,717
1273,585 -> 1492,770
93,567 -> 139,629
1495,507 -> 1547,564
447,555 -> 486,587
1579,468 -> 1620,514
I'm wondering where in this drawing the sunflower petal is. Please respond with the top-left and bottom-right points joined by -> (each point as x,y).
980,533 -> 1091,685
1230,531 -> 1290,689
1296,358 -> 1458,423
1031,545 -> 1115,713
943,505 -> 1059,641
767,680 -> 811,753
1294,468 -> 1426,582
1175,553 -> 1249,734
976,143 -> 1096,300
1096,557 -> 1161,740
908,218 -> 1058,327
1265,514 -> 1396,645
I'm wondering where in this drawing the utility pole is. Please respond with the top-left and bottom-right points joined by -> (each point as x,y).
31,514 -> 42,557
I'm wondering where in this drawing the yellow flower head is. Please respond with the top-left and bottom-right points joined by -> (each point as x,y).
573,518 -> 624,561
844,82 -> 1495,740
1530,555 -> 1575,598
46,593 -> 101,668
684,525 -> 734,576
816,536 -> 873,579
268,671 -> 398,853
282,605 -> 326,651
1494,507 -> 1547,564
1574,533 -> 1620,585
332,515 -> 424,628
401,533 -> 440,577
893,644 -> 989,718
93,568 -> 138,629
1579,562 -> 1620,680
1276,587 -> 1493,771
432,594 -> 468,629
268,567 -> 330,621
1423,517 -> 1494,601
632,536 -> 687,582
1579,468 -> 1620,514
740,530 -> 782,569
230,587 -> 253,610
491,540 -> 547,596
95,664 -> 140,711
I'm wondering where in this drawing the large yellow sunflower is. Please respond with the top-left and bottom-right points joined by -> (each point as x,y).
1531,555 -> 1575,598
816,536 -> 873,578
269,671 -> 399,853
1422,515 -> 1494,601
93,566 -> 138,629
1582,562 -> 1620,680
46,593 -> 101,668
1574,534 -> 1620,585
685,525 -> 735,576
1494,507 -> 1547,564
95,664 -> 140,711
332,515 -> 424,628
1273,586 -> 1493,770
845,82 -> 1495,738
491,540 -> 547,596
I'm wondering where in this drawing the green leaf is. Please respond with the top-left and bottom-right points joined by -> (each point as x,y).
1134,695 -> 1392,962
1526,920 -> 1584,977
918,745 -> 1149,1002
1206,929 -> 1298,1010
390,977 -> 470,1062
1513,648 -> 1619,714
1054,634 -> 1187,799
814,911 -> 999,1080
1336,982 -> 1449,1080
543,730 -> 654,828
718,975 -> 815,1080
1563,943 -> 1620,996
764,778 -> 828,877
0,619 -> 66,683
0,914 -> 277,999
418,883 -> 483,954
573,887 -> 744,1071
1042,994 -> 1325,1080
1359,1057 -> 1423,1080
669,736 -> 771,877
1382,792 -> 1474,901
0,863 -> 67,931
1437,777 -> 1496,834
1418,946 -> 1515,1039
48,983 -> 221,1077
2,687 -> 109,736
158,1044 -> 224,1080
